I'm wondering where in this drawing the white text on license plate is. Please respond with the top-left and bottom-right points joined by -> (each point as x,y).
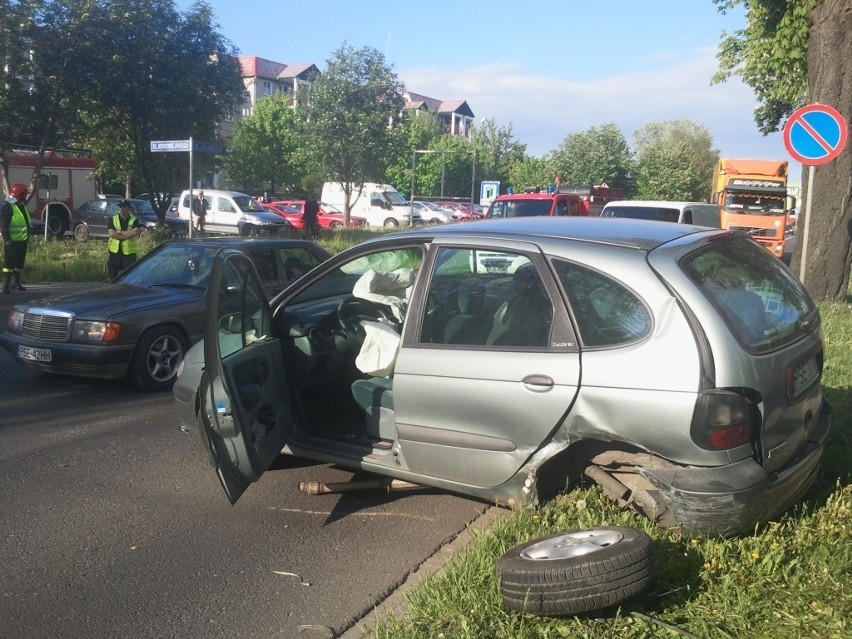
18,345 -> 52,362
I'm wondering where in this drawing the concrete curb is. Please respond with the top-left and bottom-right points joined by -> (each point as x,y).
338,505 -> 507,639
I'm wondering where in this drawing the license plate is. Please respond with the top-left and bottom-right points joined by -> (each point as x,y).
788,356 -> 819,399
18,345 -> 52,362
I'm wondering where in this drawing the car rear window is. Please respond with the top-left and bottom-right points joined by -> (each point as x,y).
553,260 -> 652,347
602,206 -> 680,222
680,236 -> 818,353
489,199 -> 552,218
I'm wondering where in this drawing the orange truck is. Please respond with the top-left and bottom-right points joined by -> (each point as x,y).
710,159 -> 794,259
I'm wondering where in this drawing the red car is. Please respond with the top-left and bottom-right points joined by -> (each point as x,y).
262,200 -> 366,230
434,201 -> 483,222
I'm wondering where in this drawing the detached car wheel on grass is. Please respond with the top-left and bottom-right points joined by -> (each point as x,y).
496,526 -> 656,616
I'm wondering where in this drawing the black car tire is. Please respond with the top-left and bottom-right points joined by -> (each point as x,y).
329,221 -> 342,229
73,223 -> 89,242
130,327 -> 186,392
496,526 -> 656,617
47,214 -> 66,239
382,218 -> 399,228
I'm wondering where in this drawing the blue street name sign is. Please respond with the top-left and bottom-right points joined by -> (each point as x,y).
193,141 -> 226,154
150,140 -> 191,152
150,140 -> 226,154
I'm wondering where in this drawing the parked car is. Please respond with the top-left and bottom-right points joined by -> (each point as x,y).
0,238 -> 331,391
601,200 -> 722,227
175,216 -> 830,535
262,200 -> 367,230
434,201 -> 483,222
175,189 -> 292,236
71,197 -> 189,241
411,201 -> 450,224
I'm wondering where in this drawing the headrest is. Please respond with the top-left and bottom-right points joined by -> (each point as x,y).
457,278 -> 485,314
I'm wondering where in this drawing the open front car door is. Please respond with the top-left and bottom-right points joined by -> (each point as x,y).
200,248 -> 292,504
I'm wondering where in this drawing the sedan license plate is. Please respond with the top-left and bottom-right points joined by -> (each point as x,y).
18,345 -> 52,362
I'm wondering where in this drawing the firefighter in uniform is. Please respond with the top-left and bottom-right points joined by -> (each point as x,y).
1,183 -> 32,294
107,199 -> 141,280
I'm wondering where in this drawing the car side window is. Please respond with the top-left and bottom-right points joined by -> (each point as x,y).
216,197 -> 236,213
555,200 -> 568,216
277,247 -> 322,281
420,247 -> 553,348
249,249 -> 278,286
92,200 -> 108,214
553,259 -> 651,347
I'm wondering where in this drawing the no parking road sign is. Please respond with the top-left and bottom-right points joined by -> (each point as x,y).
783,104 -> 848,166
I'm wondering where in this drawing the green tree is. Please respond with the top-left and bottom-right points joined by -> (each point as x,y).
549,123 -> 633,190
297,43 -> 405,223
1,0 -> 103,197
714,0 -> 851,300
632,119 -> 719,201
506,155 -> 552,195
471,118 -> 527,194
73,0 -> 245,213
385,109 -> 444,199
224,93 -> 305,195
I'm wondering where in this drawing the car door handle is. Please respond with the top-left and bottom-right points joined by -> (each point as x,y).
522,375 -> 554,391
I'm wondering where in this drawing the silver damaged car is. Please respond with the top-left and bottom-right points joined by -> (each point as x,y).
175,217 -> 830,535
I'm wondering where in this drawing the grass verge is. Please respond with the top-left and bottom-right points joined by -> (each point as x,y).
369,299 -> 852,639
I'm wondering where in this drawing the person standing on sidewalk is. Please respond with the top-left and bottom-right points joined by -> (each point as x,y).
303,193 -> 320,240
191,191 -> 208,234
107,199 -> 141,280
1,183 -> 32,294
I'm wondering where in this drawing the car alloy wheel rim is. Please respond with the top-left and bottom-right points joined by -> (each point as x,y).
147,335 -> 182,381
519,529 -> 624,561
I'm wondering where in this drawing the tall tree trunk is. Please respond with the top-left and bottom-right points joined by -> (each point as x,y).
793,0 -> 852,300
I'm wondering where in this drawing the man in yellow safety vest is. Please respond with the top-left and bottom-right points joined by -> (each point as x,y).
1,183 -> 32,294
107,199 -> 142,280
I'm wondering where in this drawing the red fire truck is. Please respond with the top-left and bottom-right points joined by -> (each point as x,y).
4,145 -> 99,237
558,184 -> 626,216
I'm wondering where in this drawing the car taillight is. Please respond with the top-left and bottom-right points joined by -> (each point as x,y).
691,390 -> 753,450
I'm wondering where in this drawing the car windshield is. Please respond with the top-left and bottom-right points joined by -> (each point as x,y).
320,202 -> 342,214
603,206 -> 680,222
723,193 -> 786,214
680,236 -> 818,353
234,195 -> 266,212
383,190 -> 409,206
119,244 -> 219,288
489,200 -> 552,218
129,199 -> 158,218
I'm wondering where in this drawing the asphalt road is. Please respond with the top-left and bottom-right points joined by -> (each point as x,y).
0,285 -> 491,639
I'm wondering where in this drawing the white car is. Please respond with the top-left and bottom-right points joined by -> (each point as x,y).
411,201 -> 449,224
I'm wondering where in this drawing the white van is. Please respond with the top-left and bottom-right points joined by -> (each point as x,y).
177,189 -> 291,236
320,182 -> 421,227
601,200 -> 721,227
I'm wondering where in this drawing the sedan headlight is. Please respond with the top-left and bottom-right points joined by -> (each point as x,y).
7,310 -> 24,333
72,320 -> 123,342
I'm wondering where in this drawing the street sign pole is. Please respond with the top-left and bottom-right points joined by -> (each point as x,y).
782,103 -> 848,285
188,136 -> 194,239
799,166 -> 815,282
150,138 -> 226,240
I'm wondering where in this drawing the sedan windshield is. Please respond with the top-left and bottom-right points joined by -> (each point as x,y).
120,244 -> 219,288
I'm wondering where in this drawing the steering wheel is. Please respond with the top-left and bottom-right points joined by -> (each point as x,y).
335,297 -> 396,347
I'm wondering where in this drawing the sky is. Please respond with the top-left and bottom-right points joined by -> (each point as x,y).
175,0 -> 802,185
